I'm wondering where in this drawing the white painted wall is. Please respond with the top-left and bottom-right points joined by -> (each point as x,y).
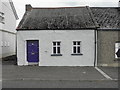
2,32 -> 16,57
0,0 -> 2,29
0,0 -> 17,58
1,0 -> 16,33
0,0 -> 2,58
17,30 -> 95,66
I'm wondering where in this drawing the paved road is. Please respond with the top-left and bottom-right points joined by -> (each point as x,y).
2,80 -> 118,88
2,61 -> 119,88
2,66 -> 107,80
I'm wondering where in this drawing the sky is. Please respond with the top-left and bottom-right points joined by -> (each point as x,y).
11,0 -> 119,26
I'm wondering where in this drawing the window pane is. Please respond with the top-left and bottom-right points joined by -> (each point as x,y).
57,47 -> 60,54
77,47 -> 80,53
53,47 -> 56,54
57,42 -> 60,45
73,42 -> 76,45
77,42 -> 80,45
73,47 -> 76,53
53,42 -> 56,46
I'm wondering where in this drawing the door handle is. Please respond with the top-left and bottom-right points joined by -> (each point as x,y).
31,52 -> 35,55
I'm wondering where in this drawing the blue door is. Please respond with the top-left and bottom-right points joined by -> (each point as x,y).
27,40 -> 39,62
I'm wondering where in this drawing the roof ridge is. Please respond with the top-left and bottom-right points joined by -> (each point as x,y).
32,6 -> 87,9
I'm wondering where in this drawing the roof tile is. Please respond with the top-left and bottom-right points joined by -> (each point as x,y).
17,6 -> 96,30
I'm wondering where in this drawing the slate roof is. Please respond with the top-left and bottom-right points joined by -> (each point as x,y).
91,7 -> 120,29
17,6 -> 97,30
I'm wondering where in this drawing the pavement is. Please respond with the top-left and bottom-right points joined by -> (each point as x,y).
1,60 -> 119,88
98,67 -> 119,80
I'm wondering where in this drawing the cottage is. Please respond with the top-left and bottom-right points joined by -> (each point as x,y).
91,7 -> 120,67
16,5 -> 98,66
0,0 -> 18,59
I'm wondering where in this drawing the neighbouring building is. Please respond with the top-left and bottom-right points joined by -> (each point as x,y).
16,5 -> 98,66
118,0 -> 120,7
0,0 -> 18,58
91,7 -> 120,67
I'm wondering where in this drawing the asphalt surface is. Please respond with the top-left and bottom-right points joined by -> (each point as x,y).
2,60 -> 119,88
3,66 -> 107,80
3,80 -> 118,88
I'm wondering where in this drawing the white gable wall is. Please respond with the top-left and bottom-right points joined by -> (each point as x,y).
0,0 -> 17,58
2,32 -> 16,57
17,30 -> 95,66
1,0 -> 16,33
0,0 -> 2,58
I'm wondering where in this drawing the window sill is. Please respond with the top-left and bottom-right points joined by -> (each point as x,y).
51,54 -> 62,56
71,53 -> 83,56
114,58 -> 120,61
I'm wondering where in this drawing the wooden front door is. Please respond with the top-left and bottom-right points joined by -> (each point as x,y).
27,40 -> 39,62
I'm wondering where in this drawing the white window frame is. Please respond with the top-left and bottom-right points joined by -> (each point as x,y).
115,42 -> 120,59
52,41 -> 61,55
72,41 -> 82,55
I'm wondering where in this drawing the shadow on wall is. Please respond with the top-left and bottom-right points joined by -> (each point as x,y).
2,55 -> 17,65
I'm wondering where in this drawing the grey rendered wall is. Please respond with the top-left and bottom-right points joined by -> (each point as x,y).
97,31 -> 119,67
17,30 -> 95,66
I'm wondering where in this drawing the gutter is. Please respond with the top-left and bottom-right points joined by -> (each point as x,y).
97,28 -> 120,31
16,28 -> 96,31
0,29 -> 16,35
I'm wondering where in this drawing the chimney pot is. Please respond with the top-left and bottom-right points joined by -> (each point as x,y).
26,4 -> 32,11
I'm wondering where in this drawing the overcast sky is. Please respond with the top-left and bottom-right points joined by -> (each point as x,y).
11,0 -> 119,26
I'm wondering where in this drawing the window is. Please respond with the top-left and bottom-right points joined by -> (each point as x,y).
51,41 -> 62,56
0,12 -> 5,24
115,42 -> 120,59
72,41 -> 83,55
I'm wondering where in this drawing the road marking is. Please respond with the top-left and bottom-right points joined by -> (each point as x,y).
95,67 -> 113,80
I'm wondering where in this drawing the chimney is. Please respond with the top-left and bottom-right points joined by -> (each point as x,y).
26,4 -> 32,11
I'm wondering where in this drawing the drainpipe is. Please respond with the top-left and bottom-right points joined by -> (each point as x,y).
14,31 -> 17,65
86,6 -> 99,67
94,29 -> 97,67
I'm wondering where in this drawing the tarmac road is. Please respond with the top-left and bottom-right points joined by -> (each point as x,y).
2,60 -> 119,88
2,80 -> 118,88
